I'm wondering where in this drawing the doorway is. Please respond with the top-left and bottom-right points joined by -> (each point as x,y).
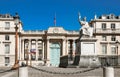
50,43 -> 60,67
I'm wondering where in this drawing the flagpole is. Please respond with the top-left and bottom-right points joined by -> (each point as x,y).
54,12 -> 56,27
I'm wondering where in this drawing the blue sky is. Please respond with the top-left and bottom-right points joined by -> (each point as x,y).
0,0 -> 120,30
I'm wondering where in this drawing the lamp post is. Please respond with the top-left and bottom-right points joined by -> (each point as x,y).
12,13 -> 20,69
115,40 -> 119,66
115,40 -> 119,55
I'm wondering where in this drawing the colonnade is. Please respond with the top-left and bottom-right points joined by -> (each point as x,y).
19,38 -> 77,62
20,39 -> 45,61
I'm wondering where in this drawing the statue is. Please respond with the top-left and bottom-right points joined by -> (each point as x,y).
78,12 -> 93,37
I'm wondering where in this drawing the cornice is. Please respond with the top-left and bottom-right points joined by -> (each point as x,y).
91,19 -> 120,22
0,18 -> 14,21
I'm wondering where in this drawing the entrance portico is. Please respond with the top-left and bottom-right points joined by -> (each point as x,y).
46,39 -> 63,66
50,42 -> 60,67
18,27 -> 79,67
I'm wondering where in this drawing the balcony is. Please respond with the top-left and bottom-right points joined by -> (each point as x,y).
0,27 -> 15,32
94,28 -> 120,34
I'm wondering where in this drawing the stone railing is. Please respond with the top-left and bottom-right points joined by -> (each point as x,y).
23,30 -> 45,34
67,30 -> 79,34
94,28 -> 120,34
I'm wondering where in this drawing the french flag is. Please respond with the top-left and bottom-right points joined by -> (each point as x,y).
30,49 -> 36,54
54,13 -> 56,26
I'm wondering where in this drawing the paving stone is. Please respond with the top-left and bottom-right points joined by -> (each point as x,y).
1,66 -> 120,77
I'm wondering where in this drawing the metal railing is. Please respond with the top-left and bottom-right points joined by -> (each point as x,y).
30,66 -> 99,75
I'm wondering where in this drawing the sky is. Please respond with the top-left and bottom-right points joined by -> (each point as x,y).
0,0 -> 120,31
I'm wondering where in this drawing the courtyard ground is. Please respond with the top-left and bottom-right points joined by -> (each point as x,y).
0,66 -> 120,77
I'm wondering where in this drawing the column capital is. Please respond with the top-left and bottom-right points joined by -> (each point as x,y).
73,39 -> 76,42
47,39 -> 49,41
42,40 -> 44,43
21,38 -> 24,41
68,39 -> 73,42
28,39 -> 31,41
62,39 -> 66,41
35,39 -> 38,41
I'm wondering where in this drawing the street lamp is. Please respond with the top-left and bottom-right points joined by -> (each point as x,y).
115,40 -> 119,66
115,40 -> 119,55
12,13 -> 20,69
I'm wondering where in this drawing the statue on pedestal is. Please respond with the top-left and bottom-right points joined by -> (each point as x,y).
73,13 -> 100,67
78,13 -> 93,37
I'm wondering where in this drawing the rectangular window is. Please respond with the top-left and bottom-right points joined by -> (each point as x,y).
111,46 -> 116,54
111,36 -> 116,41
38,49 -> 42,60
102,23 -> 106,30
31,43 -> 36,60
5,35 -> 9,40
31,53 -> 36,60
24,42 -> 29,60
5,22 -> 10,30
102,35 -> 107,41
38,41 -> 43,49
111,23 -> 115,30
5,57 -> 10,66
5,44 -> 10,54
102,45 -> 107,54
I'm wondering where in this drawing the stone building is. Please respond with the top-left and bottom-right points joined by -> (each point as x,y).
77,14 -> 120,67
0,13 -> 79,67
0,13 -> 120,67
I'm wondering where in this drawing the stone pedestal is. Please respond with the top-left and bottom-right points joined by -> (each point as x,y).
78,37 -> 99,67
19,67 -> 28,77
79,55 -> 101,67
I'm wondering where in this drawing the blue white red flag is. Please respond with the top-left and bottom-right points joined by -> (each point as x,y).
30,49 -> 36,54
54,13 -> 56,26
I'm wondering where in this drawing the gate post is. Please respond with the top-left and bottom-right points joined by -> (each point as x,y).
103,67 -> 114,77
19,67 -> 28,77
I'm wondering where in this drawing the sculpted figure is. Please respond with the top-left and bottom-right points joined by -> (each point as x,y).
78,13 -> 93,37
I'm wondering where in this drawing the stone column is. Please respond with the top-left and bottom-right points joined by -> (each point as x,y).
72,40 -> 76,57
70,40 -> 73,60
44,40 -> 47,64
42,41 -> 44,60
21,39 -> 24,60
28,39 -> 31,60
62,39 -> 66,55
19,37 -> 21,61
66,40 -> 68,55
36,39 -> 38,60
47,39 -> 49,60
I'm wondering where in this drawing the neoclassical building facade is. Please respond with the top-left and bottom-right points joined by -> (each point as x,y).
77,14 -> 120,67
0,13 -> 120,67
0,13 -> 79,67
